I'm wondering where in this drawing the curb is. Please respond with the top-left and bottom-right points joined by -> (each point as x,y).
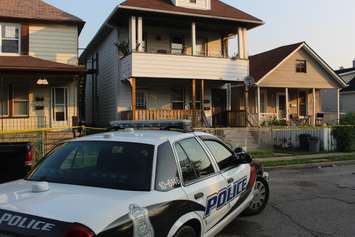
264,160 -> 355,171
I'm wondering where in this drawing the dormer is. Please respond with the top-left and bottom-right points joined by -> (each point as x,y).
171,0 -> 211,10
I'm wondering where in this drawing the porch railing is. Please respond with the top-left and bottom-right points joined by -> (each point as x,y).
0,116 -> 47,132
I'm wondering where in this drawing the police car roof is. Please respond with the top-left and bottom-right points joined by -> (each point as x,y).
72,130 -> 202,145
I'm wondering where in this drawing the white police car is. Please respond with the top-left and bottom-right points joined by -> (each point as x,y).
0,121 -> 269,237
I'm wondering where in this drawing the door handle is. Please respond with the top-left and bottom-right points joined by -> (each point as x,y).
194,192 -> 204,200
227,178 -> 234,184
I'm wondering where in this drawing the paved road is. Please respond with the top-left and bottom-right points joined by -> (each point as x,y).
218,164 -> 355,237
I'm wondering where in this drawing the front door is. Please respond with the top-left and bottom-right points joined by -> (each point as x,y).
277,94 -> 286,119
298,91 -> 307,117
51,87 -> 69,127
212,89 -> 227,127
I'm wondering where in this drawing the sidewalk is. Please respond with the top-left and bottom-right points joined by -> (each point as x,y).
256,152 -> 355,162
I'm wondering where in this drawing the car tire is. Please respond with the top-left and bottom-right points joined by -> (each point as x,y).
243,176 -> 269,216
174,225 -> 197,237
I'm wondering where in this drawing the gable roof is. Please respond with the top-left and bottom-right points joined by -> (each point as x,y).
335,67 -> 355,75
249,42 -> 347,88
342,77 -> 355,92
0,0 -> 85,31
0,56 -> 85,74
120,0 -> 263,25
250,42 -> 303,83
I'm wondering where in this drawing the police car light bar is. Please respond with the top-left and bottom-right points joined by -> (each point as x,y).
110,120 -> 194,132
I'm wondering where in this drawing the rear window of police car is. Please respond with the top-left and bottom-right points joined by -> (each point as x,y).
28,141 -> 154,191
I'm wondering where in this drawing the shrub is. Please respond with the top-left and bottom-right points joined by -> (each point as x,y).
332,113 -> 355,152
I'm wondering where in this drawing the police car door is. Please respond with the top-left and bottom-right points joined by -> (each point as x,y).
201,137 -> 250,214
174,137 -> 230,230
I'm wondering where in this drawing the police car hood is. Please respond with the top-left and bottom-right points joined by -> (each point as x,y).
0,180 -> 152,234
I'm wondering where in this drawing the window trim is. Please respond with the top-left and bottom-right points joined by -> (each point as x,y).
0,85 -> 9,117
0,23 -> 21,55
12,86 -> 29,117
52,87 -> 68,122
173,136 -> 219,187
296,59 -> 307,73
199,136 -> 238,172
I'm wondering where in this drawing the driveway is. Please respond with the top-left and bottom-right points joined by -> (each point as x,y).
218,164 -> 355,237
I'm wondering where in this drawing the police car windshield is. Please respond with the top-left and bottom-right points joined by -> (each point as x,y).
28,141 -> 154,191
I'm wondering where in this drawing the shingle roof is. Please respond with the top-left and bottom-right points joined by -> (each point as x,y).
342,77 -> 355,92
335,67 -> 355,75
120,0 -> 263,24
249,42 -> 304,82
0,0 -> 84,28
0,56 -> 85,74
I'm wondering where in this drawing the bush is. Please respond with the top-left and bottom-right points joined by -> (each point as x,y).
332,113 -> 355,152
299,134 -> 312,151
262,118 -> 287,127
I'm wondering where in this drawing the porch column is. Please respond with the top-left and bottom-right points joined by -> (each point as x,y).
257,86 -> 261,125
237,27 -> 248,59
285,88 -> 289,122
192,79 -> 196,126
245,84 -> 249,127
137,17 -> 143,52
201,80 -> 205,111
337,88 -> 341,124
191,22 -> 196,56
130,78 -> 137,120
313,88 -> 316,126
129,16 -> 137,51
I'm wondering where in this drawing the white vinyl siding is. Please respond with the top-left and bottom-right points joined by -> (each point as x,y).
29,24 -> 78,65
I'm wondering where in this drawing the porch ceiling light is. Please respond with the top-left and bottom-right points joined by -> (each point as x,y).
36,78 -> 49,85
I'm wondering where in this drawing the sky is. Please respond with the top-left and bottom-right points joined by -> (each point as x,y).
46,0 -> 355,69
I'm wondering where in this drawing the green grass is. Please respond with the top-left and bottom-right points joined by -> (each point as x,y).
261,155 -> 355,167
251,148 -> 335,159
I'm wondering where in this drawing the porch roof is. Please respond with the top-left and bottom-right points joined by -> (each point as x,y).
0,56 -> 85,75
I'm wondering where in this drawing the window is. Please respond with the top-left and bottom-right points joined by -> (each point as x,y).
13,87 -> 29,117
171,36 -> 185,55
0,24 -> 20,54
171,88 -> 185,110
52,88 -> 68,122
296,60 -> 307,73
299,91 -> 307,117
28,141 -> 155,191
155,142 -> 181,191
196,38 -> 207,56
0,85 -> 8,117
136,89 -> 147,109
203,139 -> 236,171
175,138 -> 215,184
260,90 -> 267,113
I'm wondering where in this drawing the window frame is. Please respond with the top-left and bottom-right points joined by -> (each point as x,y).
296,59 -> 307,73
52,87 -> 68,122
136,88 -> 147,110
12,86 -> 29,117
171,88 -> 185,110
0,23 -> 21,55
199,136 -> 238,172
173,136 -> 219,186
0,84 -> 9,117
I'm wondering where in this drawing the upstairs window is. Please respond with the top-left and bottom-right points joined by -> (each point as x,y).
296,60 -> 307,73
0,24 -> 20,54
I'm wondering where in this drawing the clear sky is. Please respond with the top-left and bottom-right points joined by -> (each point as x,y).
46,0 -> 355,69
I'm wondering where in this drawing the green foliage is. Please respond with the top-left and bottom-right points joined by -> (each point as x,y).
262,118 -> 287,127
332,113 -> 355,152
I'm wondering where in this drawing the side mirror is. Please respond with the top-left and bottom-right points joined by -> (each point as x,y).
234,147 -> 253,164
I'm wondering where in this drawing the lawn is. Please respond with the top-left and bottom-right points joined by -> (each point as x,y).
261,155 -> 355,167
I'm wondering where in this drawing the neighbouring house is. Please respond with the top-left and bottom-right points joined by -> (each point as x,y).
335,61 -> 355,113
232,42 -> 347,126
80,0 -> 263,127
0,0 -> 85,132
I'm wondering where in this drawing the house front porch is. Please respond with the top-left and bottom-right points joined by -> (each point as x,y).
119,78 -> 247,128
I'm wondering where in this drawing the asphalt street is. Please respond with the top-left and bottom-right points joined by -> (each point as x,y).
218,164 -> 355,237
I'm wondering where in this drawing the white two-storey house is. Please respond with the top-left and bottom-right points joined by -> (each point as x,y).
0,0 -> 85,132
81,0 -> 263,127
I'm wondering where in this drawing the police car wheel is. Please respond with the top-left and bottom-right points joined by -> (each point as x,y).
243,177 -> 269,216
174,225 -> 197,237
